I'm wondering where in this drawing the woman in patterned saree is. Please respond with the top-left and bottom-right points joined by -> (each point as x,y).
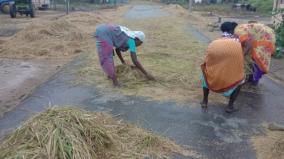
235,22 -> 276,85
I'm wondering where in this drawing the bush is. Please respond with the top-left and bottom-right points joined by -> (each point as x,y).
247,0 -> 273,14
275,20 -> 284,58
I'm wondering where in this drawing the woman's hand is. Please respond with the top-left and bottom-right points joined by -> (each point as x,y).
146,73 -> 156,81
130,53 -> 155,81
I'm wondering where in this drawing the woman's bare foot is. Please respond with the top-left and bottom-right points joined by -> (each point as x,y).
112,76 -> 121,87
225,107 -> 239,114
200,101 -> 208,112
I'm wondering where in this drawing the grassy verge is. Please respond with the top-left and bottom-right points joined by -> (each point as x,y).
193,2 -> 273,16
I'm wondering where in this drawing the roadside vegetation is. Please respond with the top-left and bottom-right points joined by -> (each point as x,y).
275,14 -> 284,58
247,0 -> 273,14
157,0 -> 273,16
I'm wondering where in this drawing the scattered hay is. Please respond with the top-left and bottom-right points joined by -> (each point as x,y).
251,124 -> 284,159
163,4 -> 189,17
0,40 -> 6,45
0,107 -> 195,159
78,15 -> 206,103
118,16 -> 205,101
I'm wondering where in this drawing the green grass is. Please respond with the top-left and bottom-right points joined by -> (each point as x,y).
192,1 -> 273,16
248,0 -> 273,14
193,3 -> 233,15
53,0 -> 118,11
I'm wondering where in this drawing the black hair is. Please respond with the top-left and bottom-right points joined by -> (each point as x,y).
220,21 -> 238,34
231,22 -> 238,30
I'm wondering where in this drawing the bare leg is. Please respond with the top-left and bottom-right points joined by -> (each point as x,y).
201,87 -> 209,109
226,85 -> 242,113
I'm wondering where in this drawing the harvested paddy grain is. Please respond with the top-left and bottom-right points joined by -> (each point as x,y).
0,107 -> 196,159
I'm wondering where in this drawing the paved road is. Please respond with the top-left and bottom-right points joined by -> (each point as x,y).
1,4 -> 284,159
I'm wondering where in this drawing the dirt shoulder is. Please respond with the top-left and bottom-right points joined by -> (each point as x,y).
0,11 -> 68,116
0,58 -> 67,116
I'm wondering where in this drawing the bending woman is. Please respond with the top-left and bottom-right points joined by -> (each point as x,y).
95,24 -> 155,86
200,22 -> 246,113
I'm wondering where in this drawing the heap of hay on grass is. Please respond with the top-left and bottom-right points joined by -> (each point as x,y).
0,107 -> 195,159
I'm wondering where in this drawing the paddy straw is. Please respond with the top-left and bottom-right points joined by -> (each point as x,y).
251,124 -> 284,159
0,11 -> 114,59
116,64 -> 147,84
78,14 -> 206,102
0,107 -> 196,159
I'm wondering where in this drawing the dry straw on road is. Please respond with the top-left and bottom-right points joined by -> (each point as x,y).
0,4 -> 206,102
78,11 -> 206,102
0,107 -> 196,159
0,12 -> 106,58
251,124 -> 284,159
115,64 -> 147,85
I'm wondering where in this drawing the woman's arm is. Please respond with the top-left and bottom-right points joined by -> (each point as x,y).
130,53 -> 155,80
115,48 -> 126,64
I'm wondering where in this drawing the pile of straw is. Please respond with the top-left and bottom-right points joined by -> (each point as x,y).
0,107 -> 193,159
116,65 -> 147,84
64,12 -> 109,33
0,12 -> 106,58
